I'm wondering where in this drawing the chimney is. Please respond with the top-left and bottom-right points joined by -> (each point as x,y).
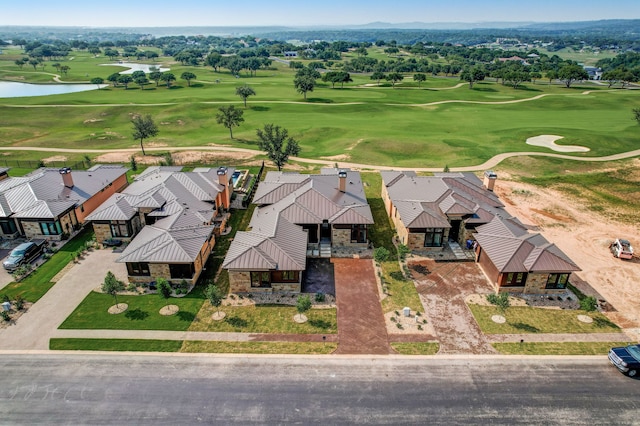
59,167 -> 74,188
338,169 -> 348,193
216,166 -> 230,209
483,170 -> 497,191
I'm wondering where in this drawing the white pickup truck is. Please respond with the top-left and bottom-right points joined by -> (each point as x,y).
610,238 -> 634,260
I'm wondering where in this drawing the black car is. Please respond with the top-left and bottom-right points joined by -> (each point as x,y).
2,241 -> 45,271
608,344 -> 640,377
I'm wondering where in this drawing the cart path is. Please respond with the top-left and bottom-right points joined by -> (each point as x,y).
3,146 -> 640,173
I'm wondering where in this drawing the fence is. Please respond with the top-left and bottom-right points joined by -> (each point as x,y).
242,161 -> 265,208
0,159 -> 88,171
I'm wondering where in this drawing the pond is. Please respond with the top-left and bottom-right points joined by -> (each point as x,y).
99,62 -> 170,75
0,81 -> 106,98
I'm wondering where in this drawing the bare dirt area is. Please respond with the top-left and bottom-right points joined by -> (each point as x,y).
42,155 -> 67,163
410,259 -> 498,354
94,149 -> 257,166
495,179 -> 640,337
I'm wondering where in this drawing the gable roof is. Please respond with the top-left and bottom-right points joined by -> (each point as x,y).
0,165 -> 127,220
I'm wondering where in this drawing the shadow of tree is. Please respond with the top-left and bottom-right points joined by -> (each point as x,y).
305,98 -> 334,103
511,322 -> 540,333
224,316 -> 248,328
308,319 -> 332,329
124,308 -> 149,321
250,106 -> 270,111
592,316 -> 618,329
177,311 -> 195,322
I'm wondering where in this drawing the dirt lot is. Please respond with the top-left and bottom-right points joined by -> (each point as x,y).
494,178 -> 640,336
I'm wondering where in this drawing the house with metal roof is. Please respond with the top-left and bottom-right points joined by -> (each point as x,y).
0,165 -> 128,241
223,168 -> 373,293
86,166 -> 234,285
474,216 -> 580,294
382,170 -> 580,294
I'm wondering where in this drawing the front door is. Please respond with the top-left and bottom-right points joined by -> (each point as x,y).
320,221 -> 331,242
449,220 -> 461,243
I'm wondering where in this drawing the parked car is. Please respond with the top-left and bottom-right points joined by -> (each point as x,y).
2,240 -> 46,271
102,238 -> 123,247
608,343 -> 640,377
609,238 -> 634,259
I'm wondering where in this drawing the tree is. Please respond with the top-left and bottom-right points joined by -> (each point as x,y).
117,74 -> 133,89
90,77 -> 104,90
295,295 -> 312,322
558,64 -> 589,88
102,271 -> 125,308
160,72 -> 176,88
107,72 -> 120,87
28,59 -> 39,70
157,278 -> 172,300
131,114 -> 158,155
413,73 -> 427,88
14,59 -> 25,69
60,65 -> 70,76
634,108 -> 640,126
294,75 -> 316,100
546,70 -> 558,85
235,84 -> 256,107
206,52 -> 223,72
486,292 -> 510,315
216,105 -> 244,139
181,71 -> 197,87
386,72 -> 404,88
256,124 -> 301,171
371,71 -> 387,86
205,282 -> 224,317
149,71 -> 163,87
460,66 -> 485,89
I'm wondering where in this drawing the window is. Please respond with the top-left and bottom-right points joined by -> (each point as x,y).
503,272 -> 527,287
546,273 -> 569,289
39,221 -> 63,236
250,271 -> 270,288
0,220 -> 17,235
302,224 -> 319,244
170,263 -> 195,279
424,228 -> 444,247
127,262 -> 150,276
351,224 -> 367,243
271,270 -> 299,283
110,220 -> 132,237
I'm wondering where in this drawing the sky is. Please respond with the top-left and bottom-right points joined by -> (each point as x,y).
1,0 -> 640,27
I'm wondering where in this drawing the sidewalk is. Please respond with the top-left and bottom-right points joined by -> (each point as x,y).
487,332 -> 634,343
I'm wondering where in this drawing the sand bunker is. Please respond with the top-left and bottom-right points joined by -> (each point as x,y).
526,135 -> 590,153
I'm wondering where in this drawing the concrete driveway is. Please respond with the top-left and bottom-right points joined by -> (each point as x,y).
0,249 -> 128,350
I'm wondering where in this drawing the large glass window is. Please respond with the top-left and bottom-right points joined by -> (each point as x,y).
503,272 -> 527,287
250,271 -> 271,288
127,262 -> 150,276
424,228 -> 444,247
39,221 -> 62,236
351,224 -> 367,243
110,220 -> 132,238
270,271 -> 299,283
170,263 -> 195,279
546,273 -> 569,289
0,220 -> 17,234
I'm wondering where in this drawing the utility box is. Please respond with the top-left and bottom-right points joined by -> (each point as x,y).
403,307 -> 411,317
2,301 -> 11,311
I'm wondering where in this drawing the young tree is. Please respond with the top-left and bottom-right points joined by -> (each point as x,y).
181,71 -> 197,87
486,292 -> 510,315
90,77 -> 104,90
205,282 -> 224,317
157,278 -> 172,300
235,84 -> 256,107
295,295 -> 312,322
256,124 -> 301,171
102,271 -> 125,308
216,105 -> 244,139
413,73 -> 427,88
131,114 -> 158,155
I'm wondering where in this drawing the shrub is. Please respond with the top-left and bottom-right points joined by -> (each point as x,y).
2,294 -> 9,303
315,292 -> 325,302
126,283 -> 137,292
373,247 -> 390,263
397,244 -> 410,261
486,292 -> 510,313
179,279 -> 189,291
157,278 -> 172,299
14,295 -> 25,311
396,323 -> 403,329
1,311 -> 10,322
390,316 -> 397,322
390,271 -> 405,281
580,296 -> 598,312
417,325 -> 423,330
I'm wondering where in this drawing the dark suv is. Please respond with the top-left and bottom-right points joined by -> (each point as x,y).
2,241 -> 44,271
608,344 -> 640,377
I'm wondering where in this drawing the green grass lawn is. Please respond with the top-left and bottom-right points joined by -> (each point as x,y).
391,342 -> 440,355
181,341 -> 337,354
189,304 -> 337,334
468,305 -> 621,334
50,338 -> 183,352
493,341 -> 633,355
1,228 -> 94,302
58,288 -> 206,331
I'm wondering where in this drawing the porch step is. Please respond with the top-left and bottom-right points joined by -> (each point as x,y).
448,241 -> 469,260
320,244 -> 332,258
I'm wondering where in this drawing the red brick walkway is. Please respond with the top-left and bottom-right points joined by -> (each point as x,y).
332,258 -> 393,354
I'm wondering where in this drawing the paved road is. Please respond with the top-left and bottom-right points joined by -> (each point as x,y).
0,354 -> 637,425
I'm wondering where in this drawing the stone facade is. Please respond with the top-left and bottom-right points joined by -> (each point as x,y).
93,223 -> 112,244
21,210 -> 77,240
229,271 -> 251,293
523,273 -> 565,294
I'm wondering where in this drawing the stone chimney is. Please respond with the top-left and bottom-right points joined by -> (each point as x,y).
59,167 -> 74,188
217,167 -> 230,209
483,170 -> 497,192
338,169 -> 348,193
